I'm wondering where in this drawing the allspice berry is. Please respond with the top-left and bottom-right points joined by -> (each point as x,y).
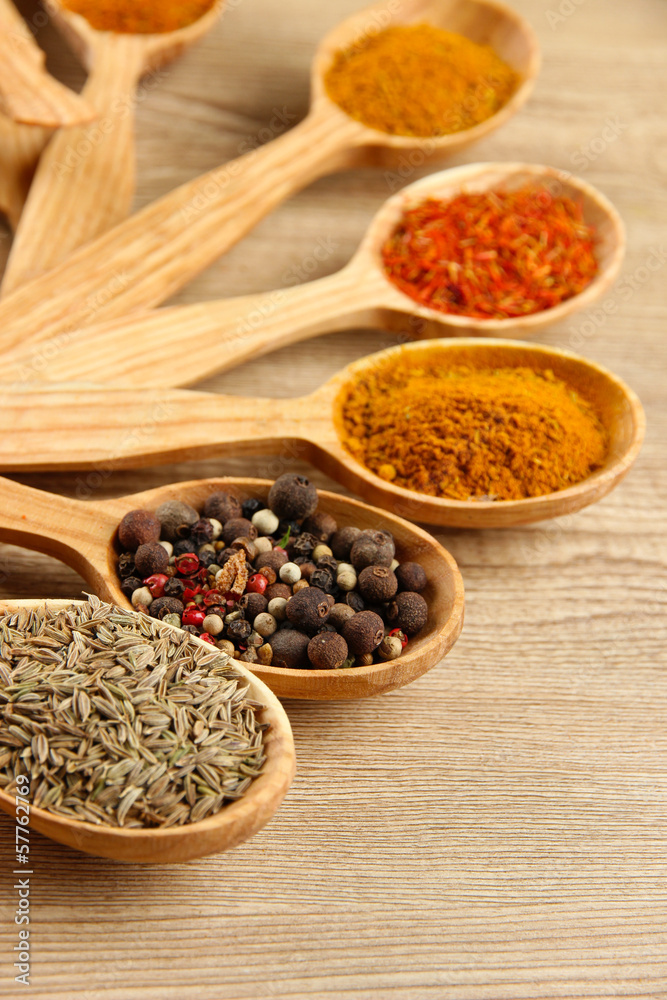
265,583 -> 293,602
286,587 -> 330,632
238,592 -> 268,622
271,629 -> 310,669
222,518 -> 257,546
203,491 -> 242,524
302,511 -> 337,542
387,591 -> 428,636
341,610 -> 385,655
149,596 -> 184,620
255,549 -> 289,573
350,530 -> 395,570
330,525 -> 361,561
118,509 -> 161,552
155,500 -> 199,541
328,603 -> 356,629
134,542 -> 169,578
268,473 -> 318,521
358,565 -> 398,603
395,562 -> 428,593
307,632 -> 348,669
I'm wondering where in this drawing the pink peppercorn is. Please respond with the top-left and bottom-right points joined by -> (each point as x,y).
144,573 -> 168,598
182,608 -> 206,628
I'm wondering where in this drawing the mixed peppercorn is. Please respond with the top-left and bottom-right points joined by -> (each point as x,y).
115,474 -> 430,670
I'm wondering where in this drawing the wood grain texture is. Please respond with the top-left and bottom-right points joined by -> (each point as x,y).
0,0 -> 666,996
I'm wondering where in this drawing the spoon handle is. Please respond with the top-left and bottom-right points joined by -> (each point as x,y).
3,264 -> 389,387
0,106 -> 364,353
0,385 -> 321,471
1,35 -> 145,294
0,476 -> 121,593
0,0 -> 93,127
0,114 -> 49,230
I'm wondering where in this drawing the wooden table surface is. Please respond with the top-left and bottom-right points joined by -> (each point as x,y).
1,0 -> 666,996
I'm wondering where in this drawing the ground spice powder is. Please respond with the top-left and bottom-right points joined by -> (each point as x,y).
62,0 -> 216,33
382,186 -> 599,319
324,24 -> 519,137
340,357 -> 607,501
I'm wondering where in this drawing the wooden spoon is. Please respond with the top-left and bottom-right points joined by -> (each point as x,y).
0,113 -> 49,230
0,163 -> 625,386
0,340 -> 644,529
0,0 -> 540,342
0,0 -> 93,126
0,0 -> 224,293
0,598 -> 295,863
0,477 -> 464,699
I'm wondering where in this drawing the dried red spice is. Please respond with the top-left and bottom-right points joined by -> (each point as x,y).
381,185 -> 599,319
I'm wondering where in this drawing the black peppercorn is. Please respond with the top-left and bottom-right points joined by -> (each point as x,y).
341,611 -> 385,655
164,577 -> 186,598
198,549 -> 219,568
191,518 -> 214,546
134,542 -> 169,578
302,511 -> 337,542
120,576 -> 143,599
117,552 -> 137,579
242,497 -> 265,520
350,530 -> 395,570
227,619 -> 252,642
270,629 -> 310,669
277,519 -> 301,539
309,567 -> 335,594
222,518 -> 257,546
344,591 -> 365,612
395,562 -> 428,593
239,592 -> 268,622
307,632 -> 348,669
286,586 -> 330,632
150,596 -> 184,620
329,525 -> 361,561
118,509 -> 161,552
291,532 -> 318,557
182,625 -> 200,636
387,591 -> 428,636
203,491 -> 242,524
316,554 -> 339,575
358,565 -> 398,603
173,538 -> 197,557
268,473 -> 319,521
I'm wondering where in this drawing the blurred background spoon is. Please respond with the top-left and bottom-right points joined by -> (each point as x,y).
1,0 -> 224,293
0,0 -> 539,345
0,0 -> 93,125
0,162 -> 625,386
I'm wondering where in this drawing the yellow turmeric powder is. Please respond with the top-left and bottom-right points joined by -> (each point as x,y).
339,355 -> 607,501
324,24 -> 519,137
62,0 -> 217,33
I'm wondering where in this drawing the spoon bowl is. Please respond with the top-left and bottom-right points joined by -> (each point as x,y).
0,0 -> 538,351
0,162 -> 626,387
0,598 -> 295,863
0,479 -> 464,699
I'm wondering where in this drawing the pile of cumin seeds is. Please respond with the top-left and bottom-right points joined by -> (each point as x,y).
0,597 -> 268,828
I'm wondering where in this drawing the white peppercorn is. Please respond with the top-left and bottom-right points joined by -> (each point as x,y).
202,613 -> 224,636
312,543 -> 333,563
254,536 -> 273,554
279,562 -> 302,585
159,540 -> 174,557
131,587 -> 153,608
209,518 -> 223,540
337,570 -> 357,592
268,597 -> 288,621
252,508 -> 280,536
254,612 -> 277,638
